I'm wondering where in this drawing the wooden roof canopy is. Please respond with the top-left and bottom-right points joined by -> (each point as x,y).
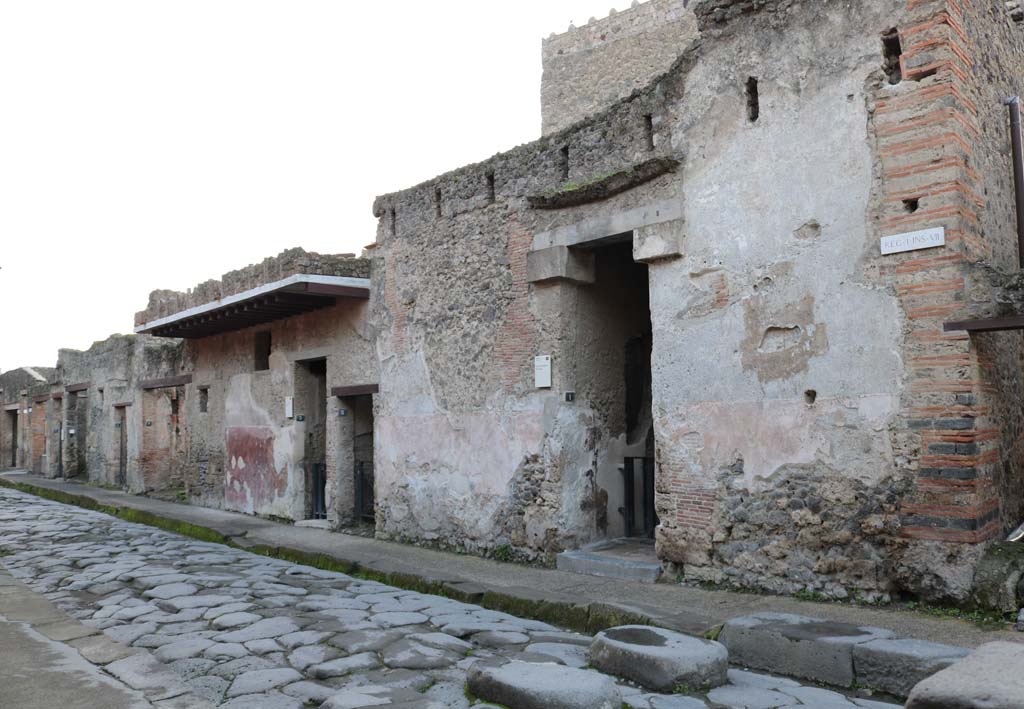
135,275 -> 370,339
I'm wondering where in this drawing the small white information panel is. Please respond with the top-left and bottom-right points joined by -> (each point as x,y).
534,355 -> 552,389
881,227 -> 945,256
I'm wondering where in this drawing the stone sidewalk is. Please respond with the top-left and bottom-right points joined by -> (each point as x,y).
0,563 -> 212,708
2,470 -> 1020,651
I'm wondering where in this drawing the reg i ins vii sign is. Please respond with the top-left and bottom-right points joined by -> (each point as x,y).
880,227 -> 945,256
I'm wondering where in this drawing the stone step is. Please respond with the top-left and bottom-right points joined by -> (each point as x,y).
556,546 -> 663,583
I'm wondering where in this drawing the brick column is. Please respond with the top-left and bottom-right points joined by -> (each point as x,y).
878,0 -> 1000,545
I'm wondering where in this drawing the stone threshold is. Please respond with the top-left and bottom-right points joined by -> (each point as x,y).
0,471 -> 1017,697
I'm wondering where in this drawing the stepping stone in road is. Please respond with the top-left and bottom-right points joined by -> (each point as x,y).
590,625 -> 728,692
906,641 -> 1024,709
467,660 -> 622,709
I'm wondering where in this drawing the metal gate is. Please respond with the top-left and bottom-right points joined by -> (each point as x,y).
354,460 -> 374,522
310,463 -> 327,520
622,456 -> 657,539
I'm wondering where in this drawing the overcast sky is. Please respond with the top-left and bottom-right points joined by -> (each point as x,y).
0,0 -> 625,369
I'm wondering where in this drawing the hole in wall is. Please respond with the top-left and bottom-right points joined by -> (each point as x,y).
758,326 -> 801,353
486,171 -> 496,204
903,198 -> 920,213
644,114 -> 655,151
794,220 -> 821,240
804,390 -> 818,405
389,208 -> 397,236
198,388 -> 209,413
434,188 -> 442,219
746,77 -> 760,123
559,145 -> 570,181
881,28 -> 903,85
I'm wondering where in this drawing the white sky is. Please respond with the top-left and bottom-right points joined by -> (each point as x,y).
0,0 -> 625,369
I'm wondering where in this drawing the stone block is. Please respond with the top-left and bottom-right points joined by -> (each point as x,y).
718,612 -> 894,687
590,625 -> 727,691
633,218 -> 684,262
526,246 -> 595,284
853,638 -> 969,698
467,660 -> 622,709
906,641 -> 1024,709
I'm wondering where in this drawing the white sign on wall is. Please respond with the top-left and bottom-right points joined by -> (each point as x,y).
881,227 -> 945,255
534,355 -> 552,389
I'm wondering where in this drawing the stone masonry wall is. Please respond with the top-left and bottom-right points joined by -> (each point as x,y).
541,0 -> 697,135
135,247 -> 370,327
372,0 -> 1024,601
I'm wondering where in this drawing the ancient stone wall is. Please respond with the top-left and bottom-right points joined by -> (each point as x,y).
134,248 -> 370,327
0,368 -> 51,471
55,335 -> 185,492
541,0 -> 697,135
372,0 -> 1024,601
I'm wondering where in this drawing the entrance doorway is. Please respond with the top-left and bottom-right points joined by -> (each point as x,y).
6,410 -> 17,467
296,359 -> 328,520
115,405 -> 128,487
556,238 -> 661,581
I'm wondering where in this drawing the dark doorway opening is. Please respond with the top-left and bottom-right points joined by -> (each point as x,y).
351,395 -> 375,523
6,410 -> 17,467
116,405 -> 128,487
573,239 -> 658,541
297,359 -> 328,520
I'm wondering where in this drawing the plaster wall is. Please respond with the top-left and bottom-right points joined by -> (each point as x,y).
185,299 -> 375,524
372,0 -> 926,596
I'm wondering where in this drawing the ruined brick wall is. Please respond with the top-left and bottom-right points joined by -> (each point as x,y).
0,368 -> 53,471
56,335 -> 184,491
134,247 -> 370,327
541,0 -> 697,134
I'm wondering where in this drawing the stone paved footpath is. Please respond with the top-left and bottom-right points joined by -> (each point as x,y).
0,489 -> 901,709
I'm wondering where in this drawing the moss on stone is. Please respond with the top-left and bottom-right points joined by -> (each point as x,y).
526,157 -> 679,209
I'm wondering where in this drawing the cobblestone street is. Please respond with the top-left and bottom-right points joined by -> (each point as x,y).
0,489 -> 902,708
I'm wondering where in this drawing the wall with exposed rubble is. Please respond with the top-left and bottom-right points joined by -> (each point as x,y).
55,335 -> 185,493
371,0 -> 1024,601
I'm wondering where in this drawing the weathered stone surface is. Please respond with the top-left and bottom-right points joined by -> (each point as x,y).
906,641 -> 1024,709
467,661 -> 622,709
591,625 -> 727,691
105,652 -> 191,701
226,668 -> 303,698
154,637 -> 216,662
524,642 -> 589,668
212,611 -> 262,630
310,651 -> 381,678
853,638 -> 969,698
719,613 -> 894,687
213,617 -> 300,643
381,638 -> 458,669
143,583 -> 199,600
